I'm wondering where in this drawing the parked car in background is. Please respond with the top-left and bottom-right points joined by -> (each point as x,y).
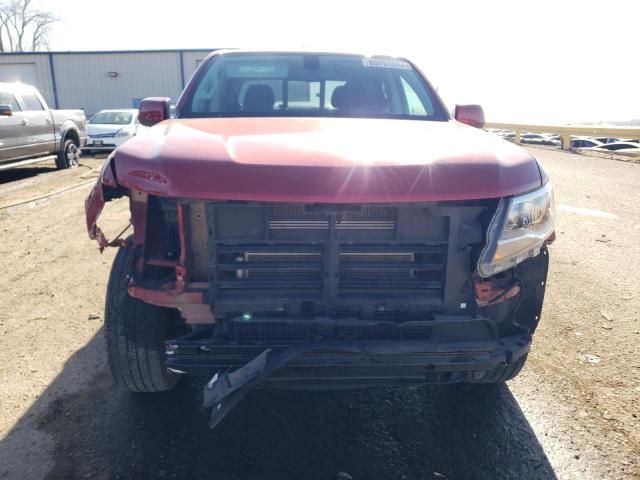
485,129 -> 515,140
84,109 -> 143,154
497,129 -> 515,140
0,82 -> 86,170
590,141 -> 640,153
520,133 -> 561,147
86,50 -> 554,430
593,137 -> 632,145
571,137 -> 603,149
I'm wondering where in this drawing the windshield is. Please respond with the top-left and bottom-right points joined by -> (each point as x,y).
180,53 -> 447,121
89,111 -> 133,125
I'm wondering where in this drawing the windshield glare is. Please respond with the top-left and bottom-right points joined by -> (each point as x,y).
180,53 -> 447,121
89,112 -> 133,125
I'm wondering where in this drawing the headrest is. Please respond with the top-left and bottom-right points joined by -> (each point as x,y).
331,85 -> 348,109
243,84 -> 275,112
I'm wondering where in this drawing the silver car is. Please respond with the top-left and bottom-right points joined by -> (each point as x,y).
85,109 -> 144,154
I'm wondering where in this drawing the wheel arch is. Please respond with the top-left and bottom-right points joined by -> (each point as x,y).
59,122 -> 80,148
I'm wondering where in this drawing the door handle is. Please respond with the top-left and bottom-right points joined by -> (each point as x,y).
21,119 -> 31,126
45,118 -> 52,124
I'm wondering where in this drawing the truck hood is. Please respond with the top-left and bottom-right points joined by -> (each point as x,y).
110,117 -> 542,202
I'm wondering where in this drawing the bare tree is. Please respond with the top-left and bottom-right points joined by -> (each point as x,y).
0,6 -> 10,52
0,0 -> 58,52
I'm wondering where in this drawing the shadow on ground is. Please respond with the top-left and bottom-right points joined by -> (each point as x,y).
0,153 -> 105,186
0,330 -> 557,480
0,165 -> 58,185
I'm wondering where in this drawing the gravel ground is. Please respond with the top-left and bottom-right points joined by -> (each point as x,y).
0,149 -> 638,480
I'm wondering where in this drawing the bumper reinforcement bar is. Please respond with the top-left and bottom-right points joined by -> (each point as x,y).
203,341 -> 365,429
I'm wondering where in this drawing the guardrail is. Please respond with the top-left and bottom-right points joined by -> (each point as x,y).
484,122 -> 640,150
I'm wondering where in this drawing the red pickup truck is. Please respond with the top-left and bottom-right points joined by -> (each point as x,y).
86,51 -> 554,428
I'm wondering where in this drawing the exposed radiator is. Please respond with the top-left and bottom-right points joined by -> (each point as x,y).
208,204 -> 449,315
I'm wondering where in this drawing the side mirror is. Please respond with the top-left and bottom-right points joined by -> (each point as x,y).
138,97 -> 171,127
0,104 -> 13,116
454,104 -> 485,128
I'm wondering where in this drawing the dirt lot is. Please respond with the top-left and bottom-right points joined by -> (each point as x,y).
0,149 -> 638,480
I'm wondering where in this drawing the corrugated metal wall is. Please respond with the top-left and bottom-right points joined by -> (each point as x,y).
0,49 -> 213,115
53,52 -> 184,115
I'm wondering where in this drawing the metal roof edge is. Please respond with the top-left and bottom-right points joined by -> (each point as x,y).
0,48 -> 222,56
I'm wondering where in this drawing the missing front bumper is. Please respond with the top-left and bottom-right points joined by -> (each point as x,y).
169,335 -> 530,384
167,315 -> 530,383
192,332 -> 530,428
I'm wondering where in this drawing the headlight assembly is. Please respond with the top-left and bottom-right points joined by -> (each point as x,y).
477,182 -> 554,277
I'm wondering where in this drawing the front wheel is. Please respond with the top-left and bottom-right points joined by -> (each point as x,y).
56,138 -> 80,169
104,245 -> 180,392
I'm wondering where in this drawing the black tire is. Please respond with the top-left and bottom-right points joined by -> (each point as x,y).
477,354 -> 528,383
105,244 -> 180,392
56,137 -> 80,169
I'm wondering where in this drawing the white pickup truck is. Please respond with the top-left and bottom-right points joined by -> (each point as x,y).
0,82 -> 87,171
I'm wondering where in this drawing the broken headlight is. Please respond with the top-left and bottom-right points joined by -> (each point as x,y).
477,182 -> 554,277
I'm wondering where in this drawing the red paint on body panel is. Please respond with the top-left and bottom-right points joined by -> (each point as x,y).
111,117 -> 541,203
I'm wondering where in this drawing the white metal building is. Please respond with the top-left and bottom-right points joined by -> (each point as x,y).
0,49 -> 215,116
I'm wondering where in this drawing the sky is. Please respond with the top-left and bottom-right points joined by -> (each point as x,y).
46,0 -> 639,123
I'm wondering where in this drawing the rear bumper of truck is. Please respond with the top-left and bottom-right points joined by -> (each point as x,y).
165,316 -> 532,388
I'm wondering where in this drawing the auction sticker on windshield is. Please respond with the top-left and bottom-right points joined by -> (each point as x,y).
362,58 -> 411,69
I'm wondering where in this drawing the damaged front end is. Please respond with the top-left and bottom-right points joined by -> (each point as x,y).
85,154 -> 125,252
86,160 -> 553,428
86,157 -> 214,324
